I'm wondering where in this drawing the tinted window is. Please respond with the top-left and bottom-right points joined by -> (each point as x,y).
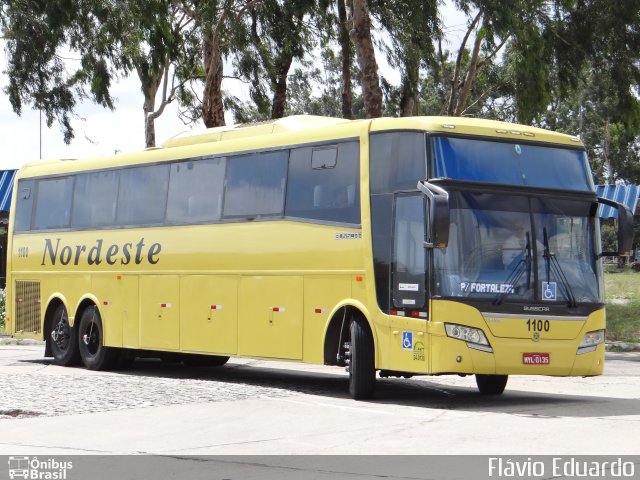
117,164 -> 169,225
167,157 -> 226,223
33,177 -> 74,230
72,170 -> 119,227
392,194 -> 426,308
431,136 -> 592,191
286,141 -> 360,224
13,179 -> 34,232
223,151 -> 288,218
370,132 -> 426,194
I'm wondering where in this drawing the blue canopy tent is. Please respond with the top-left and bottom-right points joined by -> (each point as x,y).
0,170 -> 17,288
596,184 -> 640,219
0,170 -> 17,213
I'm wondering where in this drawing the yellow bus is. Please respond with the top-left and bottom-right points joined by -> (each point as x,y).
5,115 -> 632,399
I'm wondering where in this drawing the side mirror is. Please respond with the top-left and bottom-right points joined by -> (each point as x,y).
598,197 -> 634,256
417,180 -> 450,248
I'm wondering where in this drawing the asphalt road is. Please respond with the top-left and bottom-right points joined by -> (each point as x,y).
0,345 -> 638,455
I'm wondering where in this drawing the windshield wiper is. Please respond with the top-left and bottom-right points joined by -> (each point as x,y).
493,232 -> 532,306
543,228 -> 578,308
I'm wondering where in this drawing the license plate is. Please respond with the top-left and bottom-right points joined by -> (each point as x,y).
523,353 -> 550,365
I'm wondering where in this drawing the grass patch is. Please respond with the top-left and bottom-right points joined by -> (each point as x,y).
605,302 -> 640,343
605,270 -> 640,343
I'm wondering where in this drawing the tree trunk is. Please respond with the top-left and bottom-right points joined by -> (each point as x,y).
446,12 -> 481,116
271,56 -> 294,119
350,0 -> 382,118
139,68 -> 162,148
454,24 -> 483,116
337,0 -> 352,119
400,52 -> 420,117
145,112 -> 156,148
202,31 -> 226,128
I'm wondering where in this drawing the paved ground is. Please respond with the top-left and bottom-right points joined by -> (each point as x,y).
0,345 -> 638,455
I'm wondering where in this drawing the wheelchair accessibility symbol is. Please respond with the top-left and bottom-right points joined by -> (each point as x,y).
402,331 -> 413,350
542,282 -> 557,301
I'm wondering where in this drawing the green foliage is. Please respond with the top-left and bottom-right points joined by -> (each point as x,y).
600,223 -> 617,253
1,0 -> 130,142
231,0 -> 317,120
1,0 -> 640,183
0,289 -> 5,332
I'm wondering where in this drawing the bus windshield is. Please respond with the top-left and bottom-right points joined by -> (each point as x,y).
434,191 -> 601,305
431,136 -> 593,191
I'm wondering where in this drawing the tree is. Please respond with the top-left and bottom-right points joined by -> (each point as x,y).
349,0 -> 382,118
1,0 -> 129,143
231,0 -> 316,121
1,0 -> 200,147
372,0 -> 439,117
436,0 -> 551,119
126,0 -> 200,147
336,0 -> 353,118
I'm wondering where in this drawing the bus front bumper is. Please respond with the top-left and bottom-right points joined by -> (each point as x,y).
430,335 -> 604,377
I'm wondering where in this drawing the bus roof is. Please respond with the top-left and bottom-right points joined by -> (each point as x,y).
370,116 -> 583,147
17,115 -> 583,179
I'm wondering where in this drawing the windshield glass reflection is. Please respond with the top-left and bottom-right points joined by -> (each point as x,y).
434,191 -> 600,305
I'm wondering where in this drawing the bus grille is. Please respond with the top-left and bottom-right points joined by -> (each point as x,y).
15,280 -> 41,334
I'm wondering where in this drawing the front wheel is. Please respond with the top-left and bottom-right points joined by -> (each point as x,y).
78,307 -> 119,370
475,374 -> 508,395
348,316 -> 376,400
49,304 -> 80,366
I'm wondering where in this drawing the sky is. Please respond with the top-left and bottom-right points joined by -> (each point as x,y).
0,4 -> 469,171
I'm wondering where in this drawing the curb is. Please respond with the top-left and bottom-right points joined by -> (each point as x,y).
605,342 -> 640,352
0,338 -> 44,346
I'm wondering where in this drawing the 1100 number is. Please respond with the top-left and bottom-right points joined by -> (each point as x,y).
526,319 -> 550,332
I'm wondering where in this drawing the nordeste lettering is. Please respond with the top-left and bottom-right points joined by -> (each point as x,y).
41,238 -> 161,266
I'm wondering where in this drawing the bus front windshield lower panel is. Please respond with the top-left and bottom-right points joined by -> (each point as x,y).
433,191 -> 600,305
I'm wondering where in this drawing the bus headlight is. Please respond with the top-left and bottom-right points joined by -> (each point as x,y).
577,329 -> 605,355
445,323 -> 493,352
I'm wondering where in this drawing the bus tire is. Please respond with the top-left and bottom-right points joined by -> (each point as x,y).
182,354 -> 230,367
475,374 -> 508,395
78,307 -> 119,371
49,304 -> 80,366
348,315 -> 376,400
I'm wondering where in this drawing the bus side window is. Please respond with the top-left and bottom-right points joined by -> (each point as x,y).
13,179 -> 34,232
222,151 -> 288,218
117,164 -> 169,226
286,141 -> 360,224
71,170 -> 119,228
167,157 -> 226,224
33,177 -> 74,230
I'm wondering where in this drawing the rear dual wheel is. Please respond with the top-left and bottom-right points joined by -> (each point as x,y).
78,307 -> 119,370
50,305 -> 80,366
